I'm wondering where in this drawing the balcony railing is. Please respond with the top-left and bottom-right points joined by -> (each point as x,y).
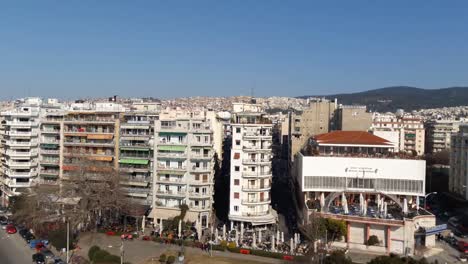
242,158 -> 271,164
241,210 -> 271,217
188,192 -> 211,198
41,149 -> 60,155
242,185 -> 270,191
191,166 -> 210,172
6,150 -> 38,157
155,190 -> 186,197
157,177 -> 184,183
158,166 -> 186,171
241,199 -> 270,205
242,172 -> 272,178
158,152 -> 186,158
158,140 -> 187,145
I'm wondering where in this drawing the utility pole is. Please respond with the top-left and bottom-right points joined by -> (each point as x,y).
120,240 -> 124,264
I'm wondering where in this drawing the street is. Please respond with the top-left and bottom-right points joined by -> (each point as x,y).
0,229 -> 34,264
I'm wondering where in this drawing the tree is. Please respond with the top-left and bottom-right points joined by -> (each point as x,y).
299,213 -> 327,256
368,254 -> 436,264
324,219 -> 346,242
11,158 -> 136,234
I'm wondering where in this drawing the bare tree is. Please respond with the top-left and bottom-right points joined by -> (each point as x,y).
11,158 -> 136,233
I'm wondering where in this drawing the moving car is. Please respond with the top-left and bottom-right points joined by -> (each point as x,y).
6,224 -> 17,234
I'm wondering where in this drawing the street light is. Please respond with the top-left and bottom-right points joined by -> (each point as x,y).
423,192 -> 437,210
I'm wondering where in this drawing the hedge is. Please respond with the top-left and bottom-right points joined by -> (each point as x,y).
88,245 -> 101,260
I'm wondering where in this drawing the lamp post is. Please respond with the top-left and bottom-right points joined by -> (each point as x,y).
423,192 -> 437,210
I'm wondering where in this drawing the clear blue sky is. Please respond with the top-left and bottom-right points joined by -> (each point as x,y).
1,1 -> 468,99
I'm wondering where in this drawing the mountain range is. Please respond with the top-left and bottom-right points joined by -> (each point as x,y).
298,86 -> 468,112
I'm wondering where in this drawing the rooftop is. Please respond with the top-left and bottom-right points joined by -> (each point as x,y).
313,131 -> 392,146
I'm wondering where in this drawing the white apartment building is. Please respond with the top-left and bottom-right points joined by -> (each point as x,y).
152,110 -> 215,228
0,98 -> 41,205
229,102 -> 276,226
371,113 -> 425,155
425,120 -> 461,154
449,124 -> 468,199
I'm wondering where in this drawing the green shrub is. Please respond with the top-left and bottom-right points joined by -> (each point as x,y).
249,249 -> 284,259
367,235 -> 379,246
220,240 -> 227,247
226,247 -> 241,253
88,245 -> 101,260
212,244 -> 226,251
166,255 -> 176,264
159,254 -> 166,263
153,237 -> 163,243
227,241 -> 236,249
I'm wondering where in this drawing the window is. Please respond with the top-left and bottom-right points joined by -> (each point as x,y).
234,192 -> 239,199
234,153 -> 240,159
236,140 -> 241,146
234,206 -> 239,212
235,166 -> 240,172
195,174 -> 200,181
202,174 -> 208,183
236,127 -> 241,133
234,179 -> 239,185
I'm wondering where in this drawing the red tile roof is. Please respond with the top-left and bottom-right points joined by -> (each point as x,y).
313,131 -> 392,146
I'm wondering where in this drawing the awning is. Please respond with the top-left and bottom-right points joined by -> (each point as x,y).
158,145 -> 186,152
119,159 -> 149,165
87,134 -> 113,140
89,156 -> 113,162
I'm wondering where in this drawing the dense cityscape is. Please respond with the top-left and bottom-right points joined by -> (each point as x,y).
0,95 -> 467,264
2,1 -> 468,264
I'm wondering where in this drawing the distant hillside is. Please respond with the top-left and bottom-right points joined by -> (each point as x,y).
298,86 -> 468,112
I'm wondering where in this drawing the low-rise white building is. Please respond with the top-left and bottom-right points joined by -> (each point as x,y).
295,131 -> 435,255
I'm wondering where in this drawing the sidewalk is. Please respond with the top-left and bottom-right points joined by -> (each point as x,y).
77,233 -> 283,264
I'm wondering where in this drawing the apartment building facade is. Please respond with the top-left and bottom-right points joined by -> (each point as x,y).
371,113 -> 425,155
152,110 -> 215,228
335,105 -> 372,131
425,120 -> 461,154
119,111 -> 157,206
229,102 -> 276,226
449,124 -> 468,199
0,98 -> 41,205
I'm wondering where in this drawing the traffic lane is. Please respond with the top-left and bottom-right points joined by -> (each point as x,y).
0,229 -> 35,264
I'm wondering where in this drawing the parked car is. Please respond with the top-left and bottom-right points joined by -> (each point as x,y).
30,239 -> 49,249
53,257 -> 66,264
40,248 -> 54,259
460,253 -> 468,262
32,253 -> 45,264
6,224 -> 16,234
0,216 -> 8,226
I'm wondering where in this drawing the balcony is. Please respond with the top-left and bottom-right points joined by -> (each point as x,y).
188,192 -> 211,199
158,152 -> 187,159
5,181 -> 32,188
120,178 -> 150,187
119,167 -> 150,173
4,170 -> 37,178
6,131 -> 36,137
6,150 -> 38,157
190,141 -> 212,147
7,141 -> 38,147
120,144 -> 151,151
40,170 -> 60,177
156,177 -> 185,184
155,190 -> 186,197
242,172 -> 272,178
243,132 -> 272,139
6,161 -> 35,168
191,166 -> 211,173
242,145 -> 271,152
242,158 -> 271,165
159,126 -> 188,132
64,118 -> 116,124
120,132 -> 151,139
158,139 -> 187,146
158,166 -> 186,173
189,180 -> 211,186
6,121 -> 38,127
242,185 -> 270,192
42,128 -> 60,134
190,154 -> 213,160
241,199 -> 270,205
40,159 -> 60,165
241,210 -> 271,217
40,149 -> 60,155
64,140 -> 115,147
